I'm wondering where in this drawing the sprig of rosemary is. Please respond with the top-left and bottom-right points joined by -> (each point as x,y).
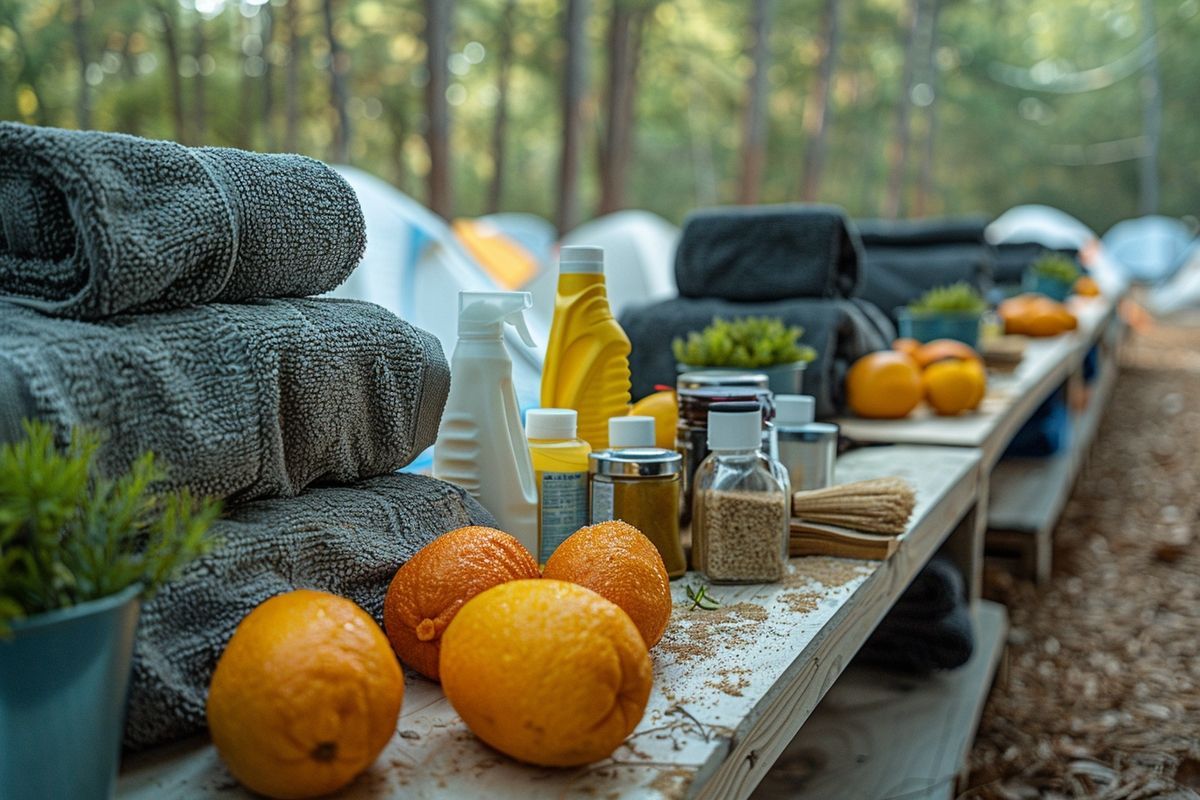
685,583 -> 721,611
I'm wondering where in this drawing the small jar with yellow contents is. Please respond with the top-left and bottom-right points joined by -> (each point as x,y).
589,448 -> 685,578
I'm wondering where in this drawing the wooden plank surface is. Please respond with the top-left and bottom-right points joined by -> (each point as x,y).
751,600 -> 1008,800
118,447 -> 982,800
837,296 -> 1117,468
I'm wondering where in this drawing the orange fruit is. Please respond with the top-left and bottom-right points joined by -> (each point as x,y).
1074,275 -> 1100,297
962,358 -> 988,409
923,359 -> 983,416
846,351 -> 924,419
542,520 -> 672,647
207,590 -> 404,799
384,526 -> 540,681
912,338 -> 982,369
440,579 -> 653,767
892,338 -> 921,359
629,390 -> 678,450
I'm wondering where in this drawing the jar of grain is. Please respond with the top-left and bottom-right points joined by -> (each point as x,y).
692,402 -> 789,584
589,448 -> 685,578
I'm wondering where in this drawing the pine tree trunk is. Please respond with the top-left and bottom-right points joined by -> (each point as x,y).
1138,0 -> 1161,215
487,0 -> 516,214
156,1 -> 188,143
883,0 -> 922,219
193,16 -> 208,142
237,13 -> 255,150
424,0 -> 454,218
798,0 -> 841,202
284,0 -> 300,152
556,0 -> 590,234
913,0 -> 941,217
736,0 -> 774,205
72,0 -> 91,129
323,0 -> 351,163
261,4 -> 275,151
598,2 -> 650,215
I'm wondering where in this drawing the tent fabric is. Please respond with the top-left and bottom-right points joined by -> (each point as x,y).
1102,215 -> 1195,284
452,218 -> 539,289
986,204 -> 1096,251
1147,243 -> 1200,315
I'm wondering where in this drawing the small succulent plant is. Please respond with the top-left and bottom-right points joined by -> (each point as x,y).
672,316 -> 816,369
0,420 -> 221,634
1030,254 -> 1082,284
907,282 -> 988,315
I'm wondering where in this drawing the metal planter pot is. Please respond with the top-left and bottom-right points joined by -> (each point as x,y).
1022,272 -> 1074,302
0,584 -> 142,800
677,361 -> 808,397
896,310 -> 982,348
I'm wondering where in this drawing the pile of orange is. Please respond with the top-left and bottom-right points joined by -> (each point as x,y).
847,338 -> 987,419
998,294 -> 1078,337
206,520 -> 673,796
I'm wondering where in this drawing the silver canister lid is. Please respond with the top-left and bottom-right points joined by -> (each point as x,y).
589,447 -> 683,477
776,421 -> 840,442
676,371 -> 770,391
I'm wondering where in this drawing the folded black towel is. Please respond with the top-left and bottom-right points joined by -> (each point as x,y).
619,296 -> 894,418
124,473 -> 495,751
674,204 -> 864,301
854,216 -> 994,320
856,556 -> 975,674
0,122 -> 365,318
0,298 -> 448,502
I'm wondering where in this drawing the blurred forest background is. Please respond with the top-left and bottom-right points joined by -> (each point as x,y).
1,0 -> 1197,233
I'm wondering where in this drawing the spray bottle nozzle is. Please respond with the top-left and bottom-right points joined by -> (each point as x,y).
458,290 -> 537,348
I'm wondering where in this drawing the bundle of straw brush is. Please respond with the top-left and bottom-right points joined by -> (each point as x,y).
791,477 -> 916,535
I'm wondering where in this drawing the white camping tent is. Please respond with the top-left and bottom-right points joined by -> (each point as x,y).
1146,241 -> 1200,315
329,167 -> 545,409
1102,215 -> 1195,284
476,212 -> 558,272
987,204 -> 1126,297
526,210 -> 680,335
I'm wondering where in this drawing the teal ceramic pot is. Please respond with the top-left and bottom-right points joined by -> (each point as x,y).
677,361 -> 808,396
896,310 -> 982,348
1022,272 -> 1073,302
0,584 -> 142,800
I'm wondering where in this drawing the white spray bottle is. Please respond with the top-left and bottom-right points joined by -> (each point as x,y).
434,291 -> 539,553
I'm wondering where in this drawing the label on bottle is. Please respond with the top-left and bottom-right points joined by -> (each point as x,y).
538,471 -> 588,562
590,479 -> 614,524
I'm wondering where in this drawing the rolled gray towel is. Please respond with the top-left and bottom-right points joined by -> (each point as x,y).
0,122 -> 365,318
0,298 -> 448,501
123,473 -> 496,751
674,204 -> 864,301
619,296 -> 893,418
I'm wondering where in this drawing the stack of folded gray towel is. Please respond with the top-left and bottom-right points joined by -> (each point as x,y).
620,204 -> 895,418
0,122 -> 493,750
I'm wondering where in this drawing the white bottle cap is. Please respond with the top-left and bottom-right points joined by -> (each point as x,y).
707,403 -> 762,451
775,395 -> 815,426
559,245 -> 604,274
609,416 -> 656,448
526,408 -> 578,440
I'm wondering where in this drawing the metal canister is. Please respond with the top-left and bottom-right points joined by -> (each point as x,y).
589,448 -> 685,578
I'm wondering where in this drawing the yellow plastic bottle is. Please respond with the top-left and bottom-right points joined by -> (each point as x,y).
525,409 -> 592,563
540,246 -> 632,450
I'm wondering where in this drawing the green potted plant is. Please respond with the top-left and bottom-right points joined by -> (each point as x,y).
897,282 -> 988,347
672,316 -> 817,395
1024,253 -> 1082,302
0,421 -> 218,800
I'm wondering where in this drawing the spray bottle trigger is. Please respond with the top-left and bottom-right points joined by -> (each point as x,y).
507,309 -> 537,349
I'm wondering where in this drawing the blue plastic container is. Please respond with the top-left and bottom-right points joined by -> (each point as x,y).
1022,272 -> 1073,302
895,310 -> 982,348
0,584 -> 142,800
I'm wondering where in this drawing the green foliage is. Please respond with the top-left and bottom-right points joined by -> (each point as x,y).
0,421 -> 220,635
907,282 -> 988,315
672,316 -> 816,368
1030,254 -> 1083,284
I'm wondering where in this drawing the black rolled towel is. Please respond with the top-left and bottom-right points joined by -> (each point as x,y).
123,473 -> 496,751
855,215 -> 991,248
0,122 -> 365,319
674,204 -> 864,301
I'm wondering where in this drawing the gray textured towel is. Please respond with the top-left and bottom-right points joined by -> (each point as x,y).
0,298 -> 448,501
0,122 -> 365,319
620,296 -> 893,418
674,204 -> 864,301
123,473 -> 495,751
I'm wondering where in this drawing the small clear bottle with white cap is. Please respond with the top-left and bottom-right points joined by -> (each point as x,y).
774,395 -> 839,492
526,408 -> 591,563
691,402 -> 789,584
